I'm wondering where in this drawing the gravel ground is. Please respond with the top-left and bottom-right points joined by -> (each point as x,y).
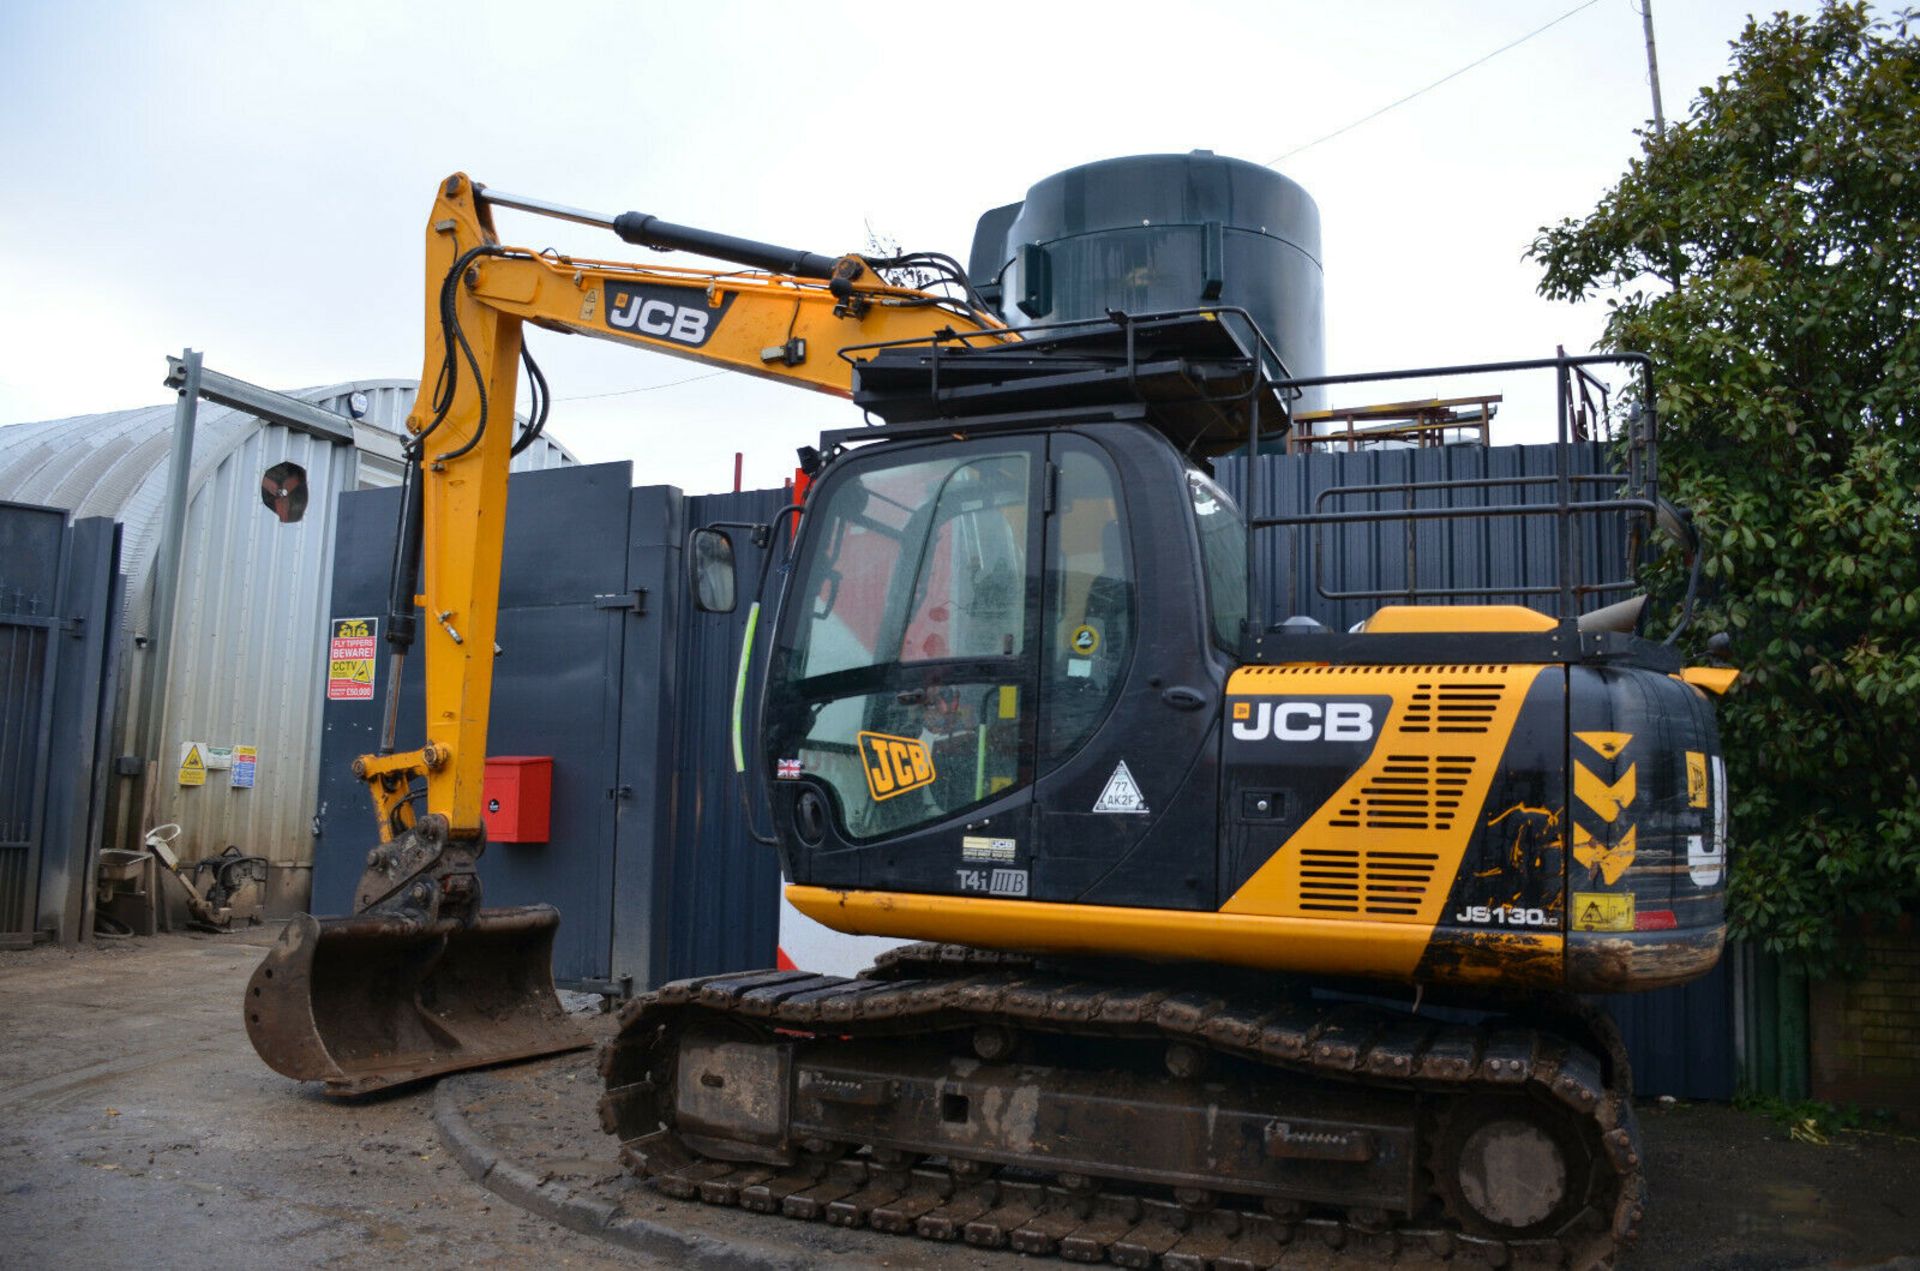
0,929 -> 635,1269
1,928 -> 1915,1269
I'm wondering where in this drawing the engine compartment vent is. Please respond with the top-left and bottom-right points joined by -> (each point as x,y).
1396,682 -> 1503,734
1295,847 -> 1441,916
1326,754 -> 1474,832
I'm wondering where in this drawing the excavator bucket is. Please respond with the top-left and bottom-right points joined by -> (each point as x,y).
244,903 -> 588,1096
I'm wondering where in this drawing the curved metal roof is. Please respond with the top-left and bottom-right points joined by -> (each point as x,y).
0,378 -> 575,595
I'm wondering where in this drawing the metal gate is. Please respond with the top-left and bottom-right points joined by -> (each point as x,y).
312,463 -> 783,992
0,570 -> 58,947
0,500 -> 120,947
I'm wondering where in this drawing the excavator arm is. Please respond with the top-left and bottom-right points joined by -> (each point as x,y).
386,174 -> 1004,840
245,172 -> 1008,1095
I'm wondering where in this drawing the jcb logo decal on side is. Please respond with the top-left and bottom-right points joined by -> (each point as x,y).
859,731 -> 935,801
1230,700 -> 1375,743
1685,751 -> 1709,808
603,282 -> 735,348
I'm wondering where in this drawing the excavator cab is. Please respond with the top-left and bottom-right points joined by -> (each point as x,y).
762,422 -> 1235,912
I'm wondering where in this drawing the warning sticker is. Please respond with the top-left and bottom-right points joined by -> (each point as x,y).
327,617 -> 378,701
178,742 -> 207,787
1572,891 -> 1634,932
231,745 -> 257,789
1092,760 -> 1149,814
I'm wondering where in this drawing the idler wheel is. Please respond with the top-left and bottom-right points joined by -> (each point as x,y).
1435,1095 -> 1594,1238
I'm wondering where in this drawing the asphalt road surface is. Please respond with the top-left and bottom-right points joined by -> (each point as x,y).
1,928 -> 1914,1269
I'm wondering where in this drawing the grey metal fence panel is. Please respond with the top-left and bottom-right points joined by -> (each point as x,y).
610,484 -> 685,993
1604,959 -> 1736,1100
0,621 -> 53,946
76,519 -> 125,941
314,467 -> 785,993
0,502 -> 117,946
313,464 -> 634,985
0,503 -> 67,946
35,516 -> 120,943
662,487 -> 789,984
1216,441 -> 1625,631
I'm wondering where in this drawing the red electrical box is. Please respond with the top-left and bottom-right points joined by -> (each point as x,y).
481,756 -> 552,843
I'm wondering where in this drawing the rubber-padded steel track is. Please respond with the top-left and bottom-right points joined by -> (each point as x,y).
600,947 -> 1641,1268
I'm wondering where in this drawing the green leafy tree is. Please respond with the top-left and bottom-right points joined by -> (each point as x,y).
1530,3 -> 1919,969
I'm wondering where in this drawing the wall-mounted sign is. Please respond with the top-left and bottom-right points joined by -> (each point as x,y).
327,617 -> 377,701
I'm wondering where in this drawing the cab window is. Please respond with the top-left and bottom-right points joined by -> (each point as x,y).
1042,442 -> 1132,765
1189,469 -> 1248,654
774,448 -> 1035,840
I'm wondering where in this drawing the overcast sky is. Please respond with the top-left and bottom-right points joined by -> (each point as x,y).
0,0 -> 1830,492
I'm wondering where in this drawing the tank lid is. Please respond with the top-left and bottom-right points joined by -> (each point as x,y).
1003,151 -> 1320,261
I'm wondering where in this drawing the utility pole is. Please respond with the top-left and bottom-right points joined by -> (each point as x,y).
1639,0 -> 1667,135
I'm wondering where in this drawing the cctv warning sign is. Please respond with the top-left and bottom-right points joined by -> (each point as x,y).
327,616 -> 377,701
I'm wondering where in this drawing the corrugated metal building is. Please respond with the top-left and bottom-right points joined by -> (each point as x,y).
0,378 -> 575,914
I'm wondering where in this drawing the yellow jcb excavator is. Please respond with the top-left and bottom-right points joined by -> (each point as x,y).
248,169 -> 1734,1267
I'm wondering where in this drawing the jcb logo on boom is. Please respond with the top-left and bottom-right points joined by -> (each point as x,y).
1230,699 -> 1376,743
603,283 -> 734,348
858,731 -> 936,802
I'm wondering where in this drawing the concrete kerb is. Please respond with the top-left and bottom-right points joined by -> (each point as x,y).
431,1073 -> 807,1270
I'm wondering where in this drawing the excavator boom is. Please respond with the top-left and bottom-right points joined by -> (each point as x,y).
245,173 -> 1007,1095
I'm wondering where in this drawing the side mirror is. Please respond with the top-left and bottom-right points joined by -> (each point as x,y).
1654,497 -> 1699,557
689,528 -> 737,614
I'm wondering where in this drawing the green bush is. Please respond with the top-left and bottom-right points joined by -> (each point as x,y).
1529,3 -> 1920,971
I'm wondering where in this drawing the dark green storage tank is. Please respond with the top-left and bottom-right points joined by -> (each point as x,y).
969,150 -> 1325,407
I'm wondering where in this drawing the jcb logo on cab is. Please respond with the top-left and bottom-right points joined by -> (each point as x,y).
859,731 -> 935,801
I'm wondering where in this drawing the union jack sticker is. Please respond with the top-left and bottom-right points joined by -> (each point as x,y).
776,757 -> 803,780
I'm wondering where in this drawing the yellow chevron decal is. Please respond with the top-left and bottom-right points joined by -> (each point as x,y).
1575,730 -> 1633,761
1573,823 -> 1637,884
1575,760 -> 1636,822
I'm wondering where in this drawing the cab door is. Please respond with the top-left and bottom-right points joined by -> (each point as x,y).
765,438 -> 1043,896
1027,428 -> 1235,910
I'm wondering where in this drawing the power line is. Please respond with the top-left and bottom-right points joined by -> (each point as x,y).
1264,0 -> 1605,166
556,369 -> 731,402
